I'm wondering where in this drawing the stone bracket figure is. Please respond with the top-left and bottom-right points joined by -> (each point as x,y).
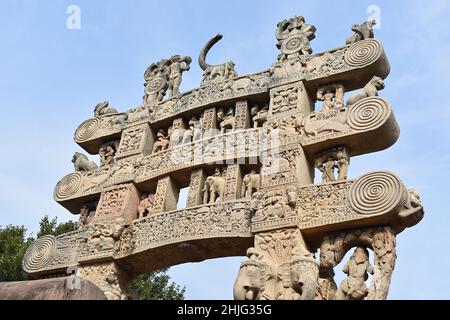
335,247 -> 374,300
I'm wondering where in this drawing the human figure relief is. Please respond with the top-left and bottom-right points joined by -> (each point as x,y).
166,55 -> 192,98
99,145 -> 116,167
138,193 -> 155,218
152,128 -> 171,154
336,247 -> 374,300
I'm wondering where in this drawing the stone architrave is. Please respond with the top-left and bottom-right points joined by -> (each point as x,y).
186,168 -> 206,207
234,100 -> 250,130
223,165 -> 242,201
116,123 -> 154,160
91,183 -> 140,223
151,176 -> 179,213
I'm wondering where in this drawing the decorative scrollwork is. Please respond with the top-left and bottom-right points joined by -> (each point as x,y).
347,97 -> 390,131
348,171 -> 406,216
344,40 -> 382,67
22,235 -> 56,273
75,118 -> 101,142
344,39 -> 381,67
54,172 -> 84,201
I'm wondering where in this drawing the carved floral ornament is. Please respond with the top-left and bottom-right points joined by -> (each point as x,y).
25,15 -> 424,300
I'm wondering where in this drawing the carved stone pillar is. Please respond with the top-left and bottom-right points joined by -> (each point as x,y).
223,164 -> 242,201
116,123 -> 154,160
91,183 -> 140,223
170,117 -> 186,148
234,228 -> 319,300
235,100 -> 250,130
186,169 -> 206,207
151,176 -> 180,213
78,262 -> 130,300
202,107 -> 218,139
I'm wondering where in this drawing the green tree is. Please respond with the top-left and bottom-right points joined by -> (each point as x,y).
130,268 -> 186,300
0,225 -> 34,281
36,215 -> 78,238
0,216 -> 185,300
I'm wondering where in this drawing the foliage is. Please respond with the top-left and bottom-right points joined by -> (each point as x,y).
0,215 -> 185,300
129,268 -> 186,300
36,215 -> 78,238
0,225 -> 34,281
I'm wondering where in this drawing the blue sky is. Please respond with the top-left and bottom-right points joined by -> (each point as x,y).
0,0 -> 449,299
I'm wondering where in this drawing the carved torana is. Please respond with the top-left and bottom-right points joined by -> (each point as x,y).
23,14 -> 423,301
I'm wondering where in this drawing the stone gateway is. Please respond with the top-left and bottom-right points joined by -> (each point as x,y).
21,15 -> 423,300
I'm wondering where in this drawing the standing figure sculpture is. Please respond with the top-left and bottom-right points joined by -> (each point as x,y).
99,145 -> 116,167
152,129 -> 171,154
182,117 -> 202,144
336,247 -> 374,300
167,55 -> 192,98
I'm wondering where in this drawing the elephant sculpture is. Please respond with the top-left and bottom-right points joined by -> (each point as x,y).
202,175 -> 225,204
289,256 -> 319,300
